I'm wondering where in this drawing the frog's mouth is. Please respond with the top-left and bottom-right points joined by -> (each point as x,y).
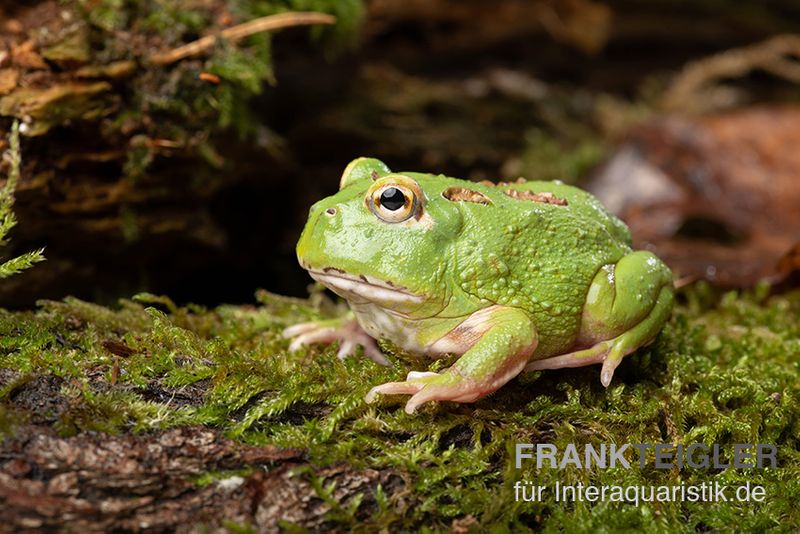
305,266 -> 425,306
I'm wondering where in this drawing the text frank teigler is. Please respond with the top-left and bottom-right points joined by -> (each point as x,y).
513,442 -> 776,505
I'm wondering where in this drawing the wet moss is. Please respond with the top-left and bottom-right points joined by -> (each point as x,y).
0,284 -> 798,530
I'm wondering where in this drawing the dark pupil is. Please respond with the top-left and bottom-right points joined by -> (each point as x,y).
380,187 -> 406,211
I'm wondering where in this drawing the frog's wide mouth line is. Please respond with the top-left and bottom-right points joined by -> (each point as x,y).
305,266 -> 425,305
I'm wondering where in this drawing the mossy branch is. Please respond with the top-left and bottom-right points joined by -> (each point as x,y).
150,11 -> 337,65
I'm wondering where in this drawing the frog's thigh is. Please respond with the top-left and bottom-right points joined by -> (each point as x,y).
579,251 -> 672,342
366,306 -> 538,413
595,285 -> 672,385
526,251 -> 673,386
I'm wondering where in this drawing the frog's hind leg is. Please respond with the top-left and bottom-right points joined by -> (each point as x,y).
525,285 -> 672,386
525,251 -> 674,387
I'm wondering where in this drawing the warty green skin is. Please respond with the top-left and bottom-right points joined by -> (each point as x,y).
288,158 -> 674,413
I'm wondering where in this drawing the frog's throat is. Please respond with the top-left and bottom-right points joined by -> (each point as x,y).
307,268 -> 425,306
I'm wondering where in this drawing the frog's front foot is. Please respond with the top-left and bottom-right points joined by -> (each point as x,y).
282,316 -> 389,365
365,305 -> 538,414
365,370 -> 483,414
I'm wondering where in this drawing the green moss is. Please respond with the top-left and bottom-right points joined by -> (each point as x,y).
78,0 -> 131,32
0,285 -> 798,530
222,520 -> 260,534
139,1 -> 210,35
0,120 -> 45,281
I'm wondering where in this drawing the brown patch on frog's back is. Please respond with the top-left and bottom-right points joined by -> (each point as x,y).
503,189 -> 568,206
442,187 -> 492,205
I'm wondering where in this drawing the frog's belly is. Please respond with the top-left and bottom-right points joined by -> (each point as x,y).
352,301 -> 580,360
350,303 -> 430,354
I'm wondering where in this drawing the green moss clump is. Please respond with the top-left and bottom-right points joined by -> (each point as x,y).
0,283 -> 798,530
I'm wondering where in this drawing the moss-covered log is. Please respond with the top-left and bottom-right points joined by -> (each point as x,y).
0,286 -> 798,529
0,0 -> 362,308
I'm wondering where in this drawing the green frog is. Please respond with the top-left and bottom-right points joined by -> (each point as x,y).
284,158 -> 674,413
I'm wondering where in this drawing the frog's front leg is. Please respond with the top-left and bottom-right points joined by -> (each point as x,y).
365,306 -> 538,414
283,313 -> 389,365
525,251 -> 673,386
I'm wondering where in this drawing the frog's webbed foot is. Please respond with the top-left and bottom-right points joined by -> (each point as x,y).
282,316 -> 389,365
365,306 -> 538,414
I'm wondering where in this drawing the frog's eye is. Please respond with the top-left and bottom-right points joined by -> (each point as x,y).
369,183 -> 418,223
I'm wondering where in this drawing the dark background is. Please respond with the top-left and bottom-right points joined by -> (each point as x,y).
2,0 -> 799,308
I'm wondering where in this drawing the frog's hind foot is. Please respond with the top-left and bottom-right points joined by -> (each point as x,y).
525,285 -> 673,387
524,340 -> 614,383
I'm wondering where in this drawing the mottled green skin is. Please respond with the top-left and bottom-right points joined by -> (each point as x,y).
293,158 -> 674,411
438,179 -> 632,359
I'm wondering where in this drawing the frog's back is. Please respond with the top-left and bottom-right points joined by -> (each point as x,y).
411,173 -> 634,357
504,179 -> 631,245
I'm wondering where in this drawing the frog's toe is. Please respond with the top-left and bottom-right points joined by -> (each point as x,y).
364,345 -> 390,366
282,322 -> 323,339
404,383 -> 480,414
339,333 -> 388,365
337,320 -> 388,364
336,339 -> 356,359
365,371 -> 438,406
407,371 -> 439,380
600,356 -> 621,388
365,380 -> 426,405
286,326 -> 338,352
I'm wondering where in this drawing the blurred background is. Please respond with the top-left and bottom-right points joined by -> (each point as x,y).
1,0 -> 799,308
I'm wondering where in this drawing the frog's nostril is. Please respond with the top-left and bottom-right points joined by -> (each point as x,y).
325,207 -> 337,216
